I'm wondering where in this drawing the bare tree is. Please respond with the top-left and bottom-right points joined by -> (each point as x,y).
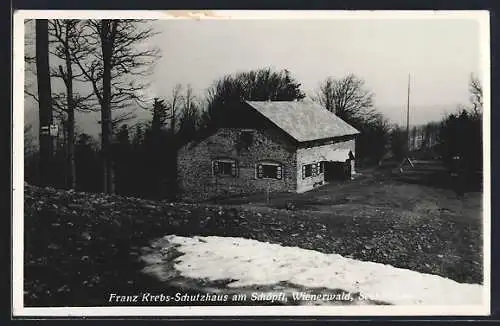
315,74 -> 392,164
167,83 -> 183,135
177,84 -> 200,145
48,19 -> 96,189
183,84 -> 195,117
70,19 -> 160,193
469,73 -> 483,117
25,20 -> 96,189
316,74 -> 376,125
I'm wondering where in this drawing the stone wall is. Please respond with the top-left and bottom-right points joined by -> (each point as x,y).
178,128 -> 297,201
296,138 -> 356,193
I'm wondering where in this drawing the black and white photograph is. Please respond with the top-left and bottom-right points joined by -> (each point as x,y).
12,10 -> 490,316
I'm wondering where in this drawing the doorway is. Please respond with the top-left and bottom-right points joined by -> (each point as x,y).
324,160 -> 351,181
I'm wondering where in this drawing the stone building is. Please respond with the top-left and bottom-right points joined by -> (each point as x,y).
177,100 -> 360,201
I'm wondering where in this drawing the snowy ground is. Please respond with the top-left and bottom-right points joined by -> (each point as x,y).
141,235 -> 483,306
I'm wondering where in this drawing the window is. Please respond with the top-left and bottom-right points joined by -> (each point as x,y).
302,162 -> 324,179
256,162 -> 283,180
213,159 -> 238,177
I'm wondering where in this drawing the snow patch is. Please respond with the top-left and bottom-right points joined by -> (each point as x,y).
157,235 -> 482,305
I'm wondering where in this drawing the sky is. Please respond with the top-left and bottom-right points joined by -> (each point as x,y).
146,17 -> 481,126
23,13 -> 485,138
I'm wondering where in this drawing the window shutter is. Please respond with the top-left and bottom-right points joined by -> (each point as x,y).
276,166 -> 282,180
213,161 -> 218,174
231,161 -> 238,177
302,165 -> 306,179
257,164 -> 263,178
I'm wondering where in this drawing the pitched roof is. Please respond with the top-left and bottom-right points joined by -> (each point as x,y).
245,100 -> 360,142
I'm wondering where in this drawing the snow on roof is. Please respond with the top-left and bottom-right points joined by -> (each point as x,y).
245,100 -> 360,143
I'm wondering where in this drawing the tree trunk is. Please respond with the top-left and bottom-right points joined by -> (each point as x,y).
35,19 -> 53,186
100,20 -> 114,194
67,105 -> 76,189
64,29 -> 76,189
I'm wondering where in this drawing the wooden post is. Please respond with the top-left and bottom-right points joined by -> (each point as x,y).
36,19 -> 54,186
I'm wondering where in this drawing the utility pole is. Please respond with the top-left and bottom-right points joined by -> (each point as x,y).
406,73 -> 410,154
35,19 -> 54,186
399,73 -> 414,172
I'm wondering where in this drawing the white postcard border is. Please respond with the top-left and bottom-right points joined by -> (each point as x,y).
12,9 -> 492,317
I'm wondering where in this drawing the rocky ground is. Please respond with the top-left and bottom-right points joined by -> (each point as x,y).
23,177 -> 483,306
